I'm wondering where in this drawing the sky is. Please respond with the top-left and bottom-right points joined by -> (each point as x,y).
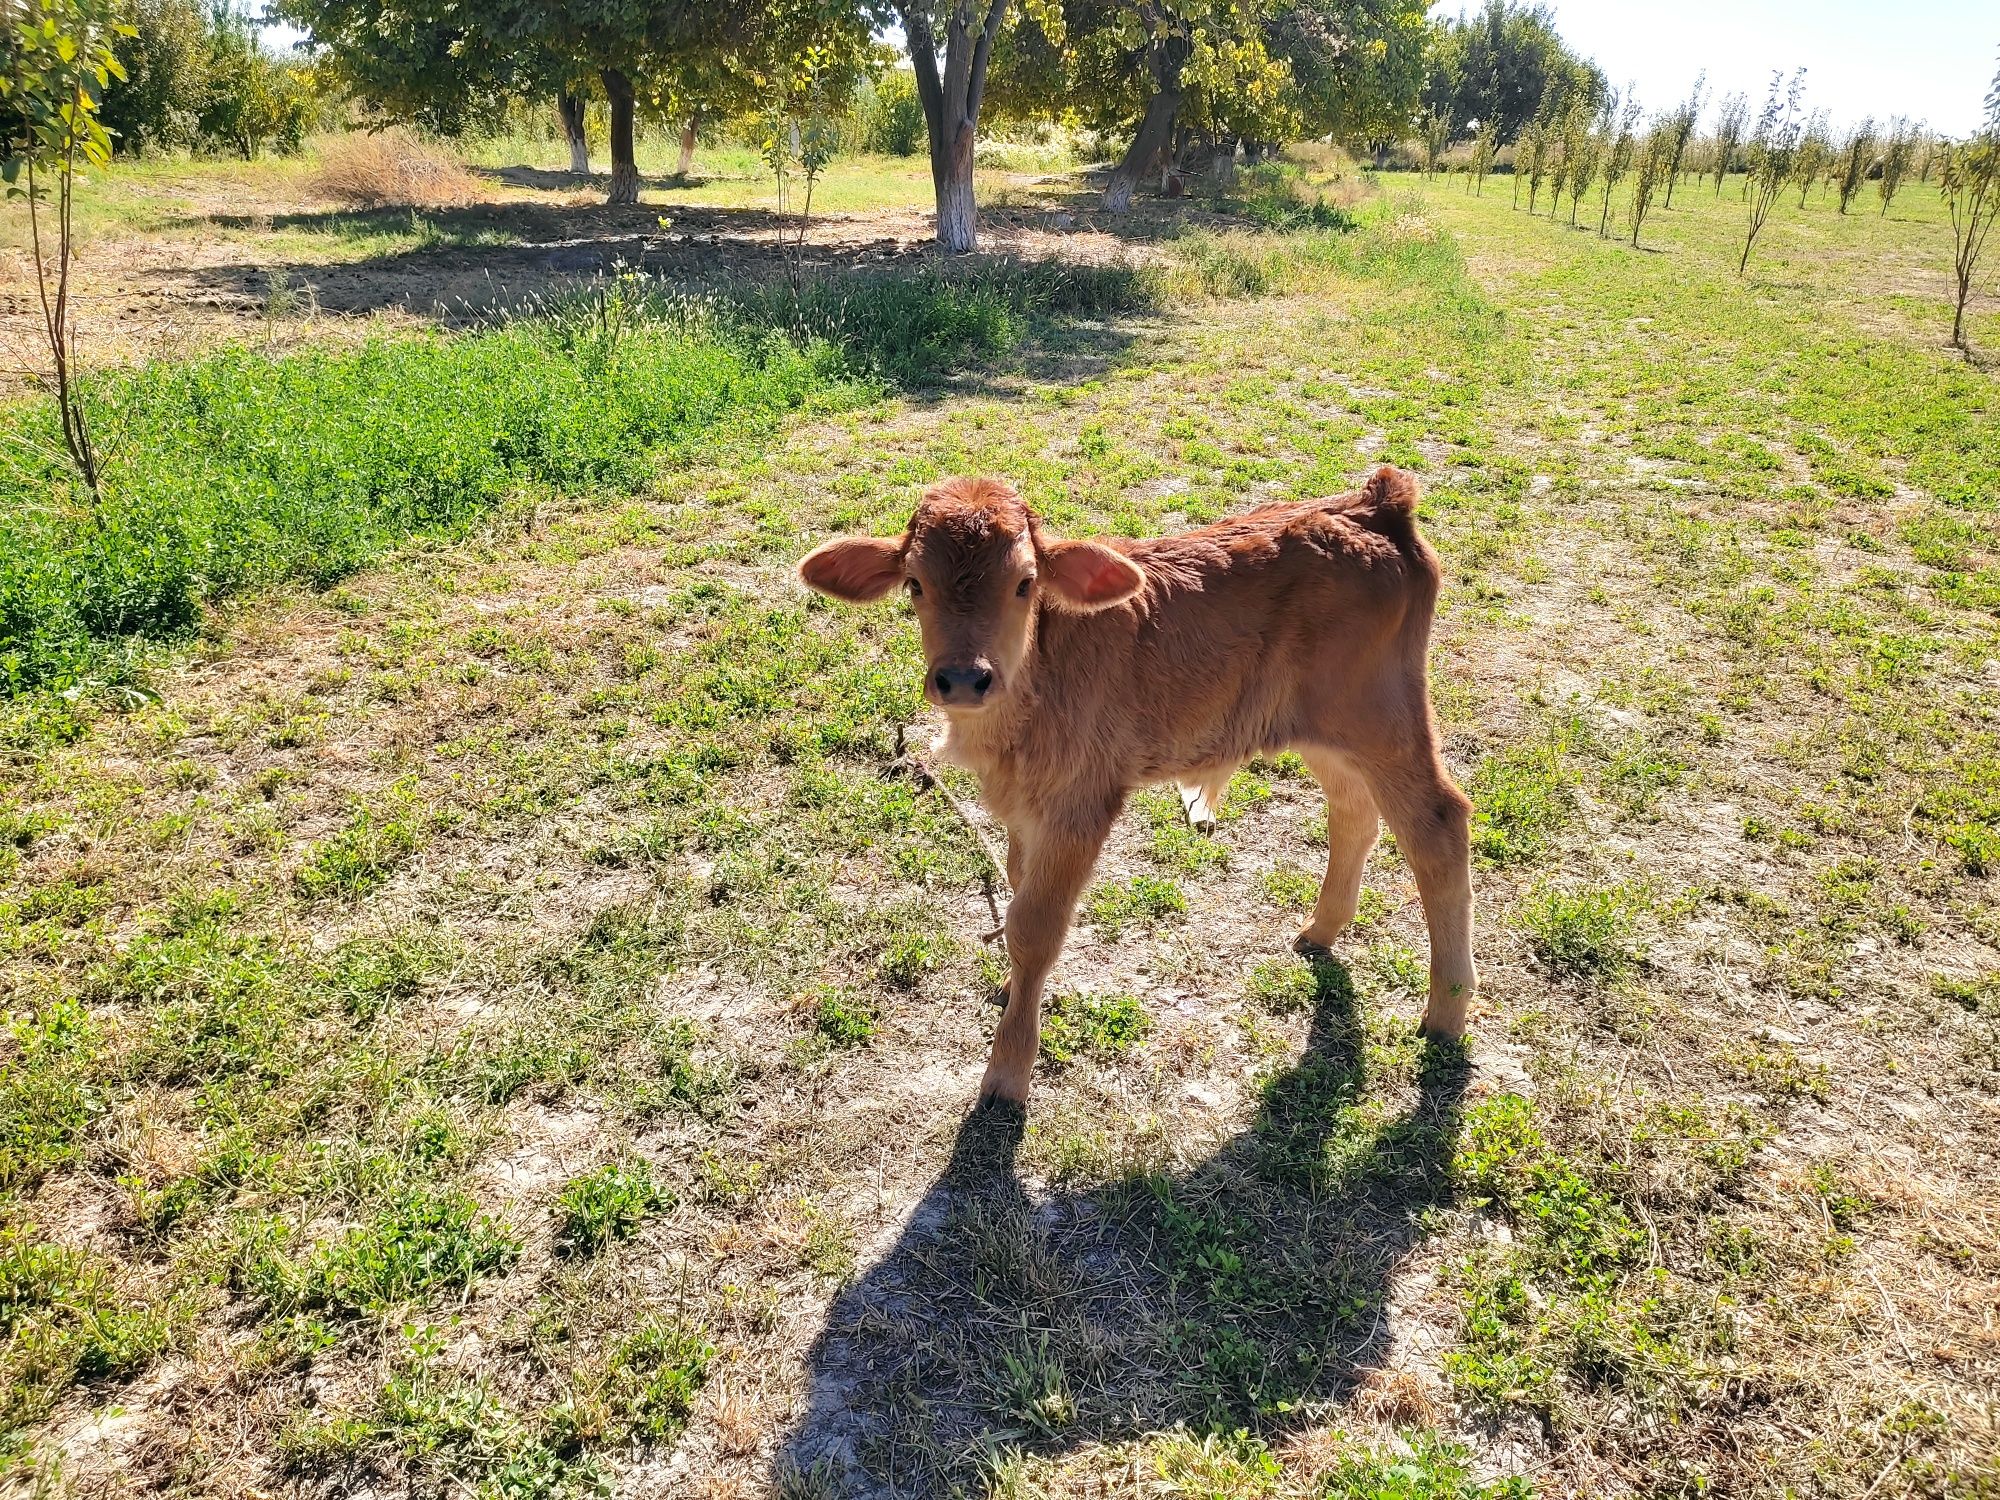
1457,0 -> 1999,136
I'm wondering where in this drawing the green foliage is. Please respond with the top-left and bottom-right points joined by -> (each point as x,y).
1422,0 -> 1602,143
1233,159 -> 1356,230
556,1161 -> 671,1253
812,989 -> 878,1047
1740,68 -> 1807,275
859,68 -> 924,155
1038,991 -> 1151,1064
1272,0 -> 1430,144
601,1319 -> 715,1443
265,1189 -> 520,1316
1515,883 -> 1645,979
1940,68 -> 2000,350
1246,953 -> 1353,1015
1083,874 -> 1187,935
0,1227 -> 170,1437
195,7 -> 319,159
296,780 -> 427,899
1467,726 -> 1578,864
97,0 -> 207,153
0,300 -> 851,709
0,0 -> 129,182
1319,1431 -> 1535,1500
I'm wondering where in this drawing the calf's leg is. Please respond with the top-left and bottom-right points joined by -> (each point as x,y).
1355,753 -> 1476,1038
1297,748 -> 1380,948
980,822 -> 1107,1106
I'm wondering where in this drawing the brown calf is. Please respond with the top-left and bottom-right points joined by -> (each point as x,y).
798,466 -> 1474,1106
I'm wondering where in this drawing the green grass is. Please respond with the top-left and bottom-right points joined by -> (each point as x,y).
2,149 -> 1997,1496
0,262 -> 1156,730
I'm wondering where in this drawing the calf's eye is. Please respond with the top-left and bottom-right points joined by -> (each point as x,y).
1016,576 -> 1033,598
906,578 -> 923,598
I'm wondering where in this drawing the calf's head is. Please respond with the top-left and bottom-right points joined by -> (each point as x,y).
797,476 -> 1144,714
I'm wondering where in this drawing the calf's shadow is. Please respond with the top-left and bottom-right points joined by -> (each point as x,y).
776,963 -> 1470,1496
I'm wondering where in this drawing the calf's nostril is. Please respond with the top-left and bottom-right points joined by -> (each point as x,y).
974,671 -> 994,695
934,670 -> 953,696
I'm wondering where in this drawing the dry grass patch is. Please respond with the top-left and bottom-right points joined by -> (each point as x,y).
312,128 -> 486,209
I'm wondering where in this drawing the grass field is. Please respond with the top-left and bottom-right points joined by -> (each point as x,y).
0,153 -> 1995,1498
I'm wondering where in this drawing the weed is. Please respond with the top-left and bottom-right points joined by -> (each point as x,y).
813,990 -> 878,1048
1516,883 -> 1645,979
1083,875 -> 1188,936
1246,954 -> 1354,1015
556,1162 -> 671,1253
1038,992 -> 1152,1065
266,1189 -> 520,1316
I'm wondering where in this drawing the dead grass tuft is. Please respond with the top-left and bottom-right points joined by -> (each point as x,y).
312,128 -> 485,209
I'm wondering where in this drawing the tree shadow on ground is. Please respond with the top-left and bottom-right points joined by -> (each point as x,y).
160,184 -> 1244,326
777,962 -> 1470,1497
152,216 -> 1160,399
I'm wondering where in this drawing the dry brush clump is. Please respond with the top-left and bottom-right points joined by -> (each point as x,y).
311,127 -> 486,209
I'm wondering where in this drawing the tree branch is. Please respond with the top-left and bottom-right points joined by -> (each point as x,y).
964,0 -> 1013,125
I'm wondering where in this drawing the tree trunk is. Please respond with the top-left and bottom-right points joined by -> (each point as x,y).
602,68 -> 638,205
1104,83 -> 1182,212
1210,135 -> 1237,190
676,118 -> 698,178
901,0 -> 1012,253
935,138 -> 977,252
559,91 -> 589,175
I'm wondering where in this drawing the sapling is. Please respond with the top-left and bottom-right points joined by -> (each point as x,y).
1597,89 -> 1641,238
1940,51 -> 2000,352
1740,68 -> 1806,275
1834,116 -> 1877,213
1877,116 -> 1920,214
1710,90 -> 1749,195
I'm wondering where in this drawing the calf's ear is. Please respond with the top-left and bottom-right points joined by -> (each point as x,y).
798,536 -> 904,603
1043,539 -> 1145,611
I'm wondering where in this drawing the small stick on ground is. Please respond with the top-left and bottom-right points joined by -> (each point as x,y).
891,723 -> 1008,937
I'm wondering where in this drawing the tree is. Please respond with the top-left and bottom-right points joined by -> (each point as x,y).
1465,111 -> 1496,192
897,0 -> 1016,247
199,8 -> 318,159
1518,84 -> 1555,210
270,0 -> 533,137
275,0 -> 816,204
1940,50 -> 2000,352
1791,109 -> 1830,207
1627,118 -> 1670,246
1740,67 -> 1804,275
557,88 -> 589,173
1418,99 -> 1449,178
1595,85 -> 1638,237
1660,69 -> 1703,207
100,0 -> 208,153
0,0 -> 132,491
1833,115 -> 1875,214
1422,0 -> 1597,143
1554,84 -> 1603,225
1266,0 -> 1428,149
1876,115 -> 1918,215
1708,88 -> 1746,194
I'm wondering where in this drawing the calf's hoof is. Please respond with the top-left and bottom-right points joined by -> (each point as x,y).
1417,989 -> 1471,1040
1293,924 -> 1343,952
976,1066 -> 1031,1109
